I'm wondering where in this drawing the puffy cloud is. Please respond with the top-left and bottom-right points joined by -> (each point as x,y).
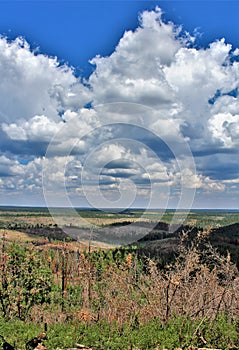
208,112 -> 239,148
0,37 -> 91,124
89,7 -> 180,108
2,115 -> 64,141
164,39 -> 239,149
165,40 -> 233,113
0,36 -> 92,161
0,155 -> 23,177
174,168 -> 225,191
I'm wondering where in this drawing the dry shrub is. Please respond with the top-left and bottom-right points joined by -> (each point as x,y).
86,229 -> 239,326
2,228 -> 238,330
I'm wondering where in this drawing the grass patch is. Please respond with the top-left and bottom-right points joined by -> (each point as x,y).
0,315 -> 238,350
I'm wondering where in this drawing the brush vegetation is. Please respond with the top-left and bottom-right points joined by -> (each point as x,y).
0,209 -> 239,349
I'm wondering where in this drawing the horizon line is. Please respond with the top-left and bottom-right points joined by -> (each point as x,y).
0,205 -> 238,211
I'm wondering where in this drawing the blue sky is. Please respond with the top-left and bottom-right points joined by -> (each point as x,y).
0,1 -> 239,210
0,1 -> 160,75
1,1 -> 239,75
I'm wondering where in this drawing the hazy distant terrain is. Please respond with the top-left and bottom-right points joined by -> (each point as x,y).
1,207 -> 239,265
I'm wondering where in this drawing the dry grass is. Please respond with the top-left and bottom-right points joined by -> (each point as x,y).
0,229 -> 41,243
0,229 -> 114,252
0,213 -> 142,228
0,215 -> 55,226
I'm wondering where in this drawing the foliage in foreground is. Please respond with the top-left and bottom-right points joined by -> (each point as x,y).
0,229 -> 239,348
0,314 -> 239,350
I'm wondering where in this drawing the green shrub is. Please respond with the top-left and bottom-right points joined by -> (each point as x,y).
0,243 -> 53,320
